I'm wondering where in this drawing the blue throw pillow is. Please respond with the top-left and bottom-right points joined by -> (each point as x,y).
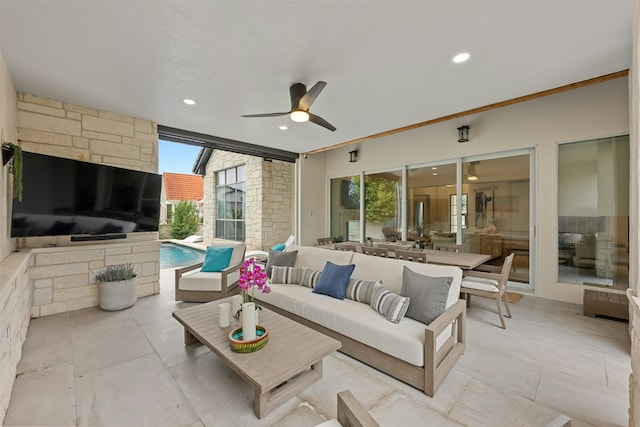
312,261 -> 356,300
271,243 -> 286,251
201,247 -> 234,272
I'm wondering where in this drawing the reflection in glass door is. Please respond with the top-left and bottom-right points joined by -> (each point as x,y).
329,176 -> 361,242
461,154 -> 531,286
364,170 -> 402,241
407,163 -> 457,247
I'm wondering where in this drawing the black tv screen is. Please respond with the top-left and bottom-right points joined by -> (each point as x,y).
11,152 -> 162,237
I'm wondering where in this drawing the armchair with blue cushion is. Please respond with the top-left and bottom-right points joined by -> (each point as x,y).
174,239 -> 246,302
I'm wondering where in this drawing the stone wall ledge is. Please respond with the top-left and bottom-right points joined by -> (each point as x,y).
0,249 -> 31,289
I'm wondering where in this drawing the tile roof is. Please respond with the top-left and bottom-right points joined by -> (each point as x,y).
163,172 -> 204,201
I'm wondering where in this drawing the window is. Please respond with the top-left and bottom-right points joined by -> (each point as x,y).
215,165 -> 246,241
557,135 -> 629,290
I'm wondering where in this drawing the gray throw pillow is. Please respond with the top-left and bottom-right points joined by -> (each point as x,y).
346,279 -> 382,304
265,249 -> 298,277
401,266 -> 452,325
370,285 -> 410,324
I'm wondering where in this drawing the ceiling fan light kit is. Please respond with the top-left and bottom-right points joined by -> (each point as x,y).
242,81 -> 336,131
290,110 -> 309,122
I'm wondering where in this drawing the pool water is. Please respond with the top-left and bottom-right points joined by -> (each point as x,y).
160,243 -> 205,269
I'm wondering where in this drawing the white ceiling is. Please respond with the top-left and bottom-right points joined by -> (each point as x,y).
0,1 -> 633,155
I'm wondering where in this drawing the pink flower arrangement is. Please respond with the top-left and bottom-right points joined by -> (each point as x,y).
238,258 -> 270,303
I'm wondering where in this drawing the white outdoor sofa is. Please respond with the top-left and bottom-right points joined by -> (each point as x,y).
256,244 -> 465,397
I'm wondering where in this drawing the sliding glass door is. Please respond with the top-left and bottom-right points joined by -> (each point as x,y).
461,154 -> 531,285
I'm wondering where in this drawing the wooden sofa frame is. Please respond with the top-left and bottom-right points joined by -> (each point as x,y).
336,390 -> 380,427
257,298 -> 466,397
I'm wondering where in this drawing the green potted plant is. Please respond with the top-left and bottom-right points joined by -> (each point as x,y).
93,263 -> 138,311
2,142 -> 23,201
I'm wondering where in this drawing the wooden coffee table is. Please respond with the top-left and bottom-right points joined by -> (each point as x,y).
172,298 -> 341,418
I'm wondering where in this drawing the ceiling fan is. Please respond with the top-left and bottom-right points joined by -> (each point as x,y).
241,81 -> 336,131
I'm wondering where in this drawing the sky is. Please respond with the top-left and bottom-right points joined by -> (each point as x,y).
158,140 -> 202,175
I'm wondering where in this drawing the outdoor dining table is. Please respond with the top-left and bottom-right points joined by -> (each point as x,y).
333,242 -> 491,269
419,249 -> 490,270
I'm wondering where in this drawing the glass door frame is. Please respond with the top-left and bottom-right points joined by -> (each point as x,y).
461,148 -> 536,292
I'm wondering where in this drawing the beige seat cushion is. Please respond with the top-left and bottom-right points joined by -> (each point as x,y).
461,277 -> 499,292
179,270 -> 240,292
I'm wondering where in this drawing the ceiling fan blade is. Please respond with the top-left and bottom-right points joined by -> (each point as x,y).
299,81 -> 327,110
241,112 -> 289,118
308,112 -> 336,132
289,83 -> 307,110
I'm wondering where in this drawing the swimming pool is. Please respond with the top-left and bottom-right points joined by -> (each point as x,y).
160,242 -> 205,269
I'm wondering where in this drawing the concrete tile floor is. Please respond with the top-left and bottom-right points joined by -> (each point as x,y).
4,269 -> 630,426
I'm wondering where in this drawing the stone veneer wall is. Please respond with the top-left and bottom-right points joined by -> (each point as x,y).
203,150 -> 293,250
0,48 -> 26,424
15,93 -> 160,316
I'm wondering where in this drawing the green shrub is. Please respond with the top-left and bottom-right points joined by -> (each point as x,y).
94,263 -> 137,283
170,200 -> 200,240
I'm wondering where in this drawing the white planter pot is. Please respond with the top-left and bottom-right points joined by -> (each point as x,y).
98,278 -> 137,311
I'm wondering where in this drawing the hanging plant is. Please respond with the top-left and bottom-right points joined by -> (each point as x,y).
2,142 -> 23,201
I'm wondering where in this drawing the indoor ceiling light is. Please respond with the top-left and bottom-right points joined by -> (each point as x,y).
183,99 -> 196,105
453,52 -> 470,63
467,162 -> 478,181
290,110 -> 310,123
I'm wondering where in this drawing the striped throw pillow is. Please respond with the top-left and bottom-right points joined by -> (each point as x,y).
270,266 -> 304,284
346,279 -> 382,304
300,267 -> 322,288
370,285 -> 410,324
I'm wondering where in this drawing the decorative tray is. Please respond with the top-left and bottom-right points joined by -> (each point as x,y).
228,325 -> 269,353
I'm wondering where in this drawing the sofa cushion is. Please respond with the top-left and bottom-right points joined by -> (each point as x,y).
270,266 -> 304,284
313,262 -> 355,300
370,285 -> 410,323
271,243 -> 286,251
257,283 -> 427,366
350,252 -> 462,308
201,246 -> 234,272
289,245 -> 354,271
346,279 -> 382,304
266,249 -> 298,277
401,266 -> 452,325
300,267 -> 322,288
207,239 -> 246,268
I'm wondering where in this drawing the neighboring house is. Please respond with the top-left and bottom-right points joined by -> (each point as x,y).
160,172 -> 204,224
193,148 -> 293,251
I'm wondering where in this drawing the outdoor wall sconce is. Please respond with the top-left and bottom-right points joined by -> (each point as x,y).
457,125 -> 470,143
349,150 -> 358,162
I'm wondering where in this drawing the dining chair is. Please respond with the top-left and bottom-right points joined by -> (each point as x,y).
362,246 -> 390,258
335,244 -> 357,252
433,242 -> 462,253
460,253 -> 515,329
317,237 -> 333,247
395,249 -> 427,263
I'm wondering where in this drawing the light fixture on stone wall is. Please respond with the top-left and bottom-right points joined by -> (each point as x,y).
349,150 -> 358,162
457,125 -> 470,143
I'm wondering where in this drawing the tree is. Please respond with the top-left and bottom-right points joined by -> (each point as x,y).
170,200 -> 199,239
350,175 -> 399,223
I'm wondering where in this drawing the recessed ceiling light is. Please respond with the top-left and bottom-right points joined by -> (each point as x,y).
432,167 -> 437,170
453,52 -> 470,63
279,125 -> 288,130
432,172 -> 438,176
183,99 -> 196,105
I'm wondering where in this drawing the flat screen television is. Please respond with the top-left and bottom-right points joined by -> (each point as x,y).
11,151 -> 162,238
